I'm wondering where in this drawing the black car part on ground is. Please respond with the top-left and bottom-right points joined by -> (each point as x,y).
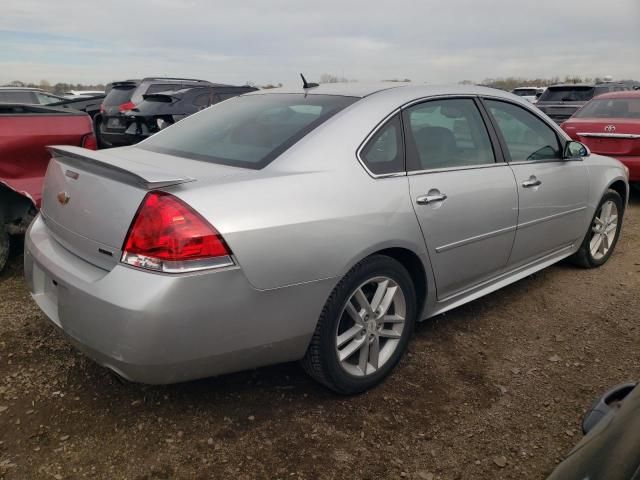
547,382 -> 640,480
101,82 -> 257,146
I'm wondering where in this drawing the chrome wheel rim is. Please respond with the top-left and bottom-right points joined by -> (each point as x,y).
335,276 -> 406,377
590,200 -> 618,261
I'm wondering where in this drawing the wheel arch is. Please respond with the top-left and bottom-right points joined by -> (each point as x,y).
374,247 -> 429,319
608,179 -> 628,211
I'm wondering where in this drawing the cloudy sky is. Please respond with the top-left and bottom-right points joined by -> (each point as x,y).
1,0 -> 638,86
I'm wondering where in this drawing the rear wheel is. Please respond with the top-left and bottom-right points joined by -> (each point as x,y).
302,255 -> 416,394
571,189 -> 623,268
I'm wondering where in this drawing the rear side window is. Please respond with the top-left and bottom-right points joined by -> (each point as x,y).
575,98 -> 640,119
104,86 -> 136,106
0,91 -> 36,103
140,94 -> 358,169
403,98 -> 495,171
485,99 -> 561,161
360,114 -> 404,175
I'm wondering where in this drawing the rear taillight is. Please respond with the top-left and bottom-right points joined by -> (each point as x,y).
119,101 -> 136,112
81,133 -> 98,150
121,191 -> 233,273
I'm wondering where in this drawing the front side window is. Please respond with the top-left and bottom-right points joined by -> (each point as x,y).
485,99 -> 561,161
140,94 -> 357,169
360,114 -> 404,175
35,92 -> 61,105
403,98 -> 495,171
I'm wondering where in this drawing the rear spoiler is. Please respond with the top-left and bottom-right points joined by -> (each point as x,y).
48,146 -> 195,189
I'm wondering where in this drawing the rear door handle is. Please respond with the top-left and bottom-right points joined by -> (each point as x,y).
416,192 -> 447,205
522,176 -> 542,188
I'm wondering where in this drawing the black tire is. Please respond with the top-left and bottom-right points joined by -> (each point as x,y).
301,255 -> 416,395
570,189 -> 623,268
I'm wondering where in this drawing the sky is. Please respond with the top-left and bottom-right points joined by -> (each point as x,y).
1,0 -> 639,86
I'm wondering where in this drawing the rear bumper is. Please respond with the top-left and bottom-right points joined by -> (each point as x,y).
24,215 -> 332,384
613,156 -> 640,182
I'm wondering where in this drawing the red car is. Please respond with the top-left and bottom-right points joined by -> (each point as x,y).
0,104 -> 96,272
561,91 -> 640,184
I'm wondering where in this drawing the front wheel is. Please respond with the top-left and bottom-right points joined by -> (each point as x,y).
301,255 -> 416,394
571,189 -> 623,268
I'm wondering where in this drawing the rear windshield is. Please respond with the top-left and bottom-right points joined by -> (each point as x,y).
513,89 -> 538,97
575,97 -> 640,119
104,86 -> 136,106
139,94 -> 358,169
538,87 -> 595,102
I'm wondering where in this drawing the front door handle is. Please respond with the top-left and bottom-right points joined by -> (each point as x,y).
416,192 -> 448,205
522,176 -> 542,188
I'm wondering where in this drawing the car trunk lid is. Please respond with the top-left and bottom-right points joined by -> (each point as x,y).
563,119 -> 640,156
40,145 -> 241,270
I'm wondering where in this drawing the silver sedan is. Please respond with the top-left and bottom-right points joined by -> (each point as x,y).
25,83 -> 629,394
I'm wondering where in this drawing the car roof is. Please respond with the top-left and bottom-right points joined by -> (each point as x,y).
0,87 -> 45,92
248,82 -> 520,102
591,90 -> 640,100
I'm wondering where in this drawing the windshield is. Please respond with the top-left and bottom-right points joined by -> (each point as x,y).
575,97 -> 640,119
512,89 -> 537,97
139,93 -> 358,169
538,86 -> 595,102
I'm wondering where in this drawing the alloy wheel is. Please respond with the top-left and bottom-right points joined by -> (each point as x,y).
589,200 -> 619,261
335,276 -> 406,377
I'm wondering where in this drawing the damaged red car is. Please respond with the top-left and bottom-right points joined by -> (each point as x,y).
0,104 -> 96,271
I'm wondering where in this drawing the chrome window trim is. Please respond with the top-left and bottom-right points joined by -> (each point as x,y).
578,132 -> 640,139
356,108 -> 407,179
407,162 -> 508,176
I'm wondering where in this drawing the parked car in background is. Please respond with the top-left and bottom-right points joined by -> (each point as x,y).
0,87 -> 65,105
561,91 -> 640,186
63,90 -> 105,99
49,94 -> 105,122
96,78 -> 253,148
121,84 -> 257,143
24,84 -> 628,394
547,382 -> 639,480
0,104 -> 96,272
537,82 -> 629,124
511,86 -> 545,104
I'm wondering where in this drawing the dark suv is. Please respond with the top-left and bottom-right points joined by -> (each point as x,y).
97,78 -> 253,147
536,82 -> 629,124
120,84 -> 257,144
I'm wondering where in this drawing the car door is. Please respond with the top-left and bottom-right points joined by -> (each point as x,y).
404,98 -> 519,300
482,98 -> 589,268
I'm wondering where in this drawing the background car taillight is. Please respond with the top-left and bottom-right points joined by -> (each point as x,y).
119,101 -> 136,113
81,133 -> 98,150
121,191 -> 234,273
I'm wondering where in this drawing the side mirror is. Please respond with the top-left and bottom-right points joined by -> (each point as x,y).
536,91 -> 543,98
564,141 -> 590,159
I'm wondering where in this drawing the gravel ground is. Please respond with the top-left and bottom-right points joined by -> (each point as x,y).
0,191 -> 638,480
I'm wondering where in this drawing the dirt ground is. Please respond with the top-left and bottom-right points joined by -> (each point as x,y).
0,191 -> 638,480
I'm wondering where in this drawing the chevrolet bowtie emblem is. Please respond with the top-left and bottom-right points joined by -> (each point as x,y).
57,191 -> 71,205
